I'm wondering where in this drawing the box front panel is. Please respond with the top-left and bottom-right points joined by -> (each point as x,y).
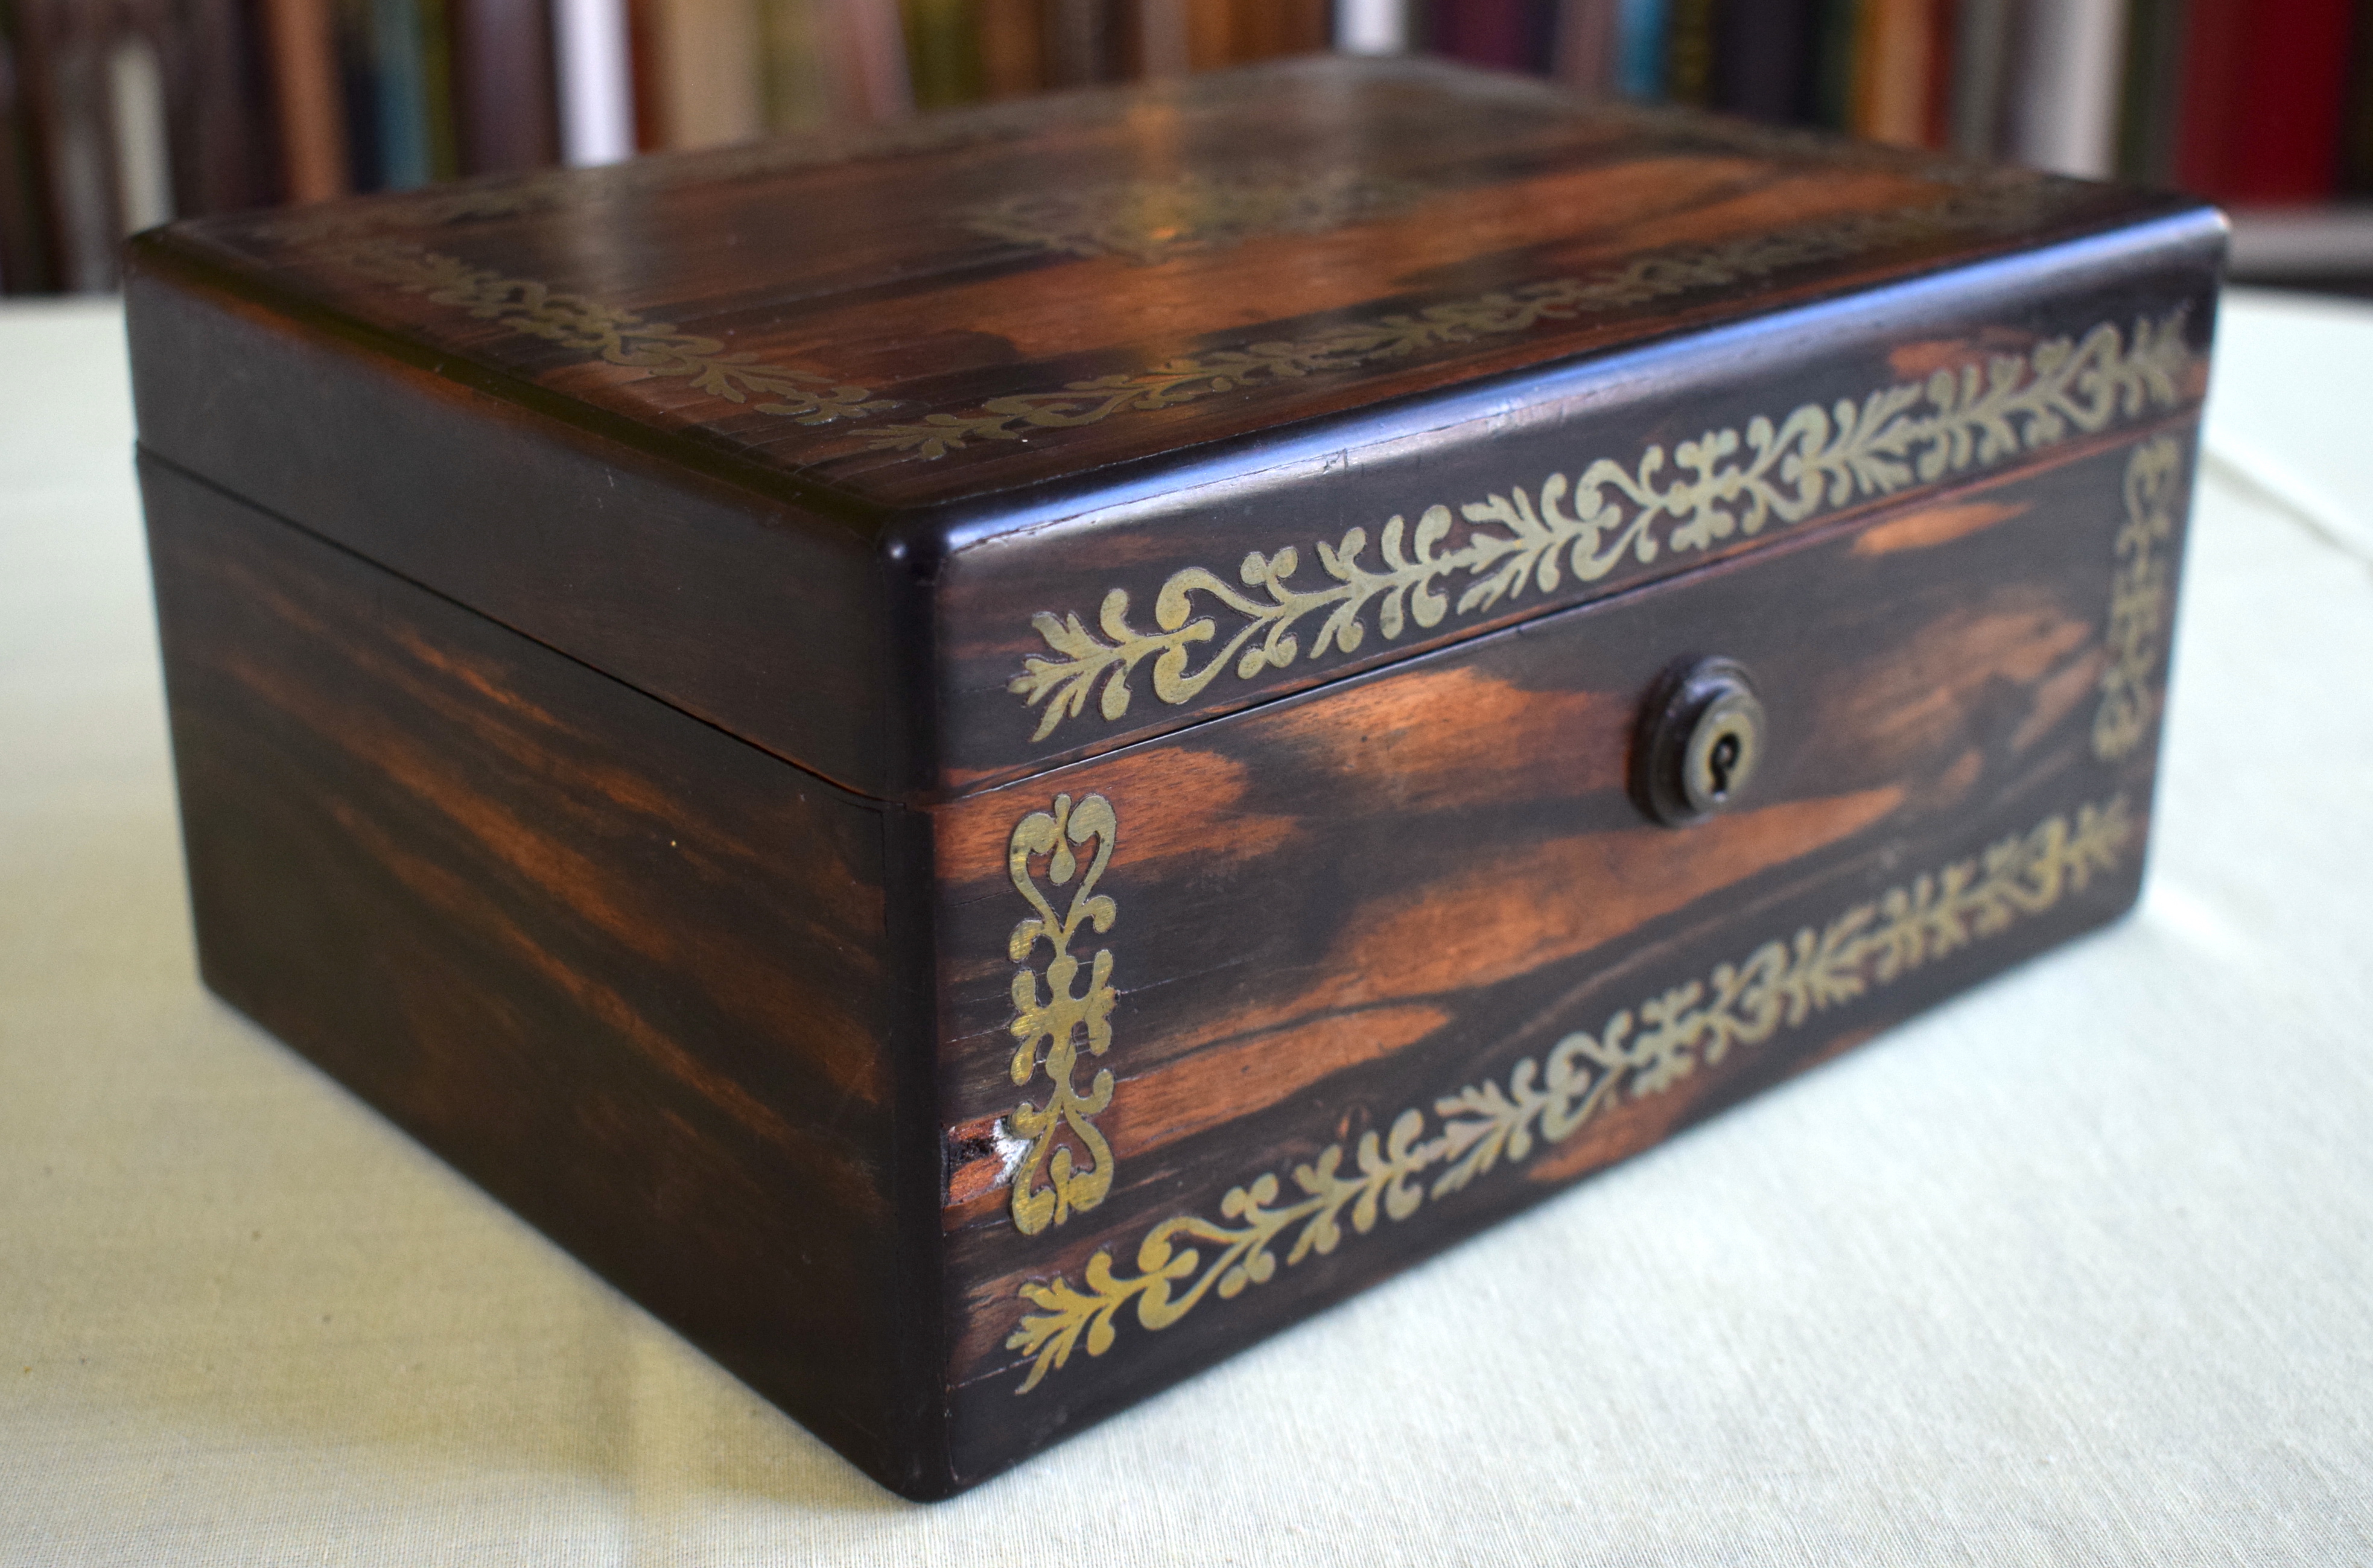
931,417 -> 2195,1484
932,226 -> 2219,796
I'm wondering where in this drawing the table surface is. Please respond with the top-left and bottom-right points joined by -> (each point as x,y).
3,288 -> 2368,1567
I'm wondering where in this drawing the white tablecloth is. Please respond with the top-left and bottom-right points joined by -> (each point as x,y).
3,290 -> 2368,1566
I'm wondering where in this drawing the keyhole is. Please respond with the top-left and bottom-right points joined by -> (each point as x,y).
1706,731 -> 1740,798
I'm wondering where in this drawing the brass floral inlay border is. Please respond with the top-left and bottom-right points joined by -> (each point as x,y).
284,154 -> 2104,466
2094,434 -> 2182,760
868,175 -> 2077,458
1003,793 -> 1122,1236
1009,312 -> 2195,743
334,240 -> 894,425
1005,796 -> 2133,1391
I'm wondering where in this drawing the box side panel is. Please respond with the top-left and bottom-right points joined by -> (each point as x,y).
931,414 -> 2196,1485
142,458 -> 924,1488
124,243 -> 907,799
934,208 -> 2225,795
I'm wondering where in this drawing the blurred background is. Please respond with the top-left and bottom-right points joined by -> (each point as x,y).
0,0 -> 2360,296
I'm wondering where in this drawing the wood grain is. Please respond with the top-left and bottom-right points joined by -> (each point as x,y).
141,458 -> 947,1493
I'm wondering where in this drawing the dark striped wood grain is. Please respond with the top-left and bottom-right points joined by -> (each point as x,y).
141,458 -> 945,1492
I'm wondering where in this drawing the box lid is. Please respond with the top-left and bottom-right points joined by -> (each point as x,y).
125,56 -> 2222,802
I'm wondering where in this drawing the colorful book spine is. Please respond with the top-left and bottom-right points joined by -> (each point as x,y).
759,0 -> 833,127
104,31 -> 171,231
1137,0 -> 1192,77
2006,0 -> 2126,177
170,0 -> 279,216
1945,0 -> 2009,156
1183,0 -> 1230,69
0,27 -> 55,293
14,0 -> 122,291
2115,0 -> 2188,185
453,0 -> 559,174
1233,0 -> 1330,60
1434,0 -> 1546,71
369,0 -> 432,189
904,0 -> 984,107
1552,0 -> 1619,90
418,0 -> 460,180
334,0 -> 383,188
1663,0 -> 1715,104
975,0 -> 1043,94
649,0 -> 763,147
828,0 -> 912,120
1336,0 -> 1408,54
261,0 -> 349,200
1809,0 -> 1860,129
1614,0 -> 1666,97
1712,0 -> 1814,121
554,0 -> 635,163
2184,0 -> 2354,202
1852,0 -> 1936,147
2344,1 -> 2373,195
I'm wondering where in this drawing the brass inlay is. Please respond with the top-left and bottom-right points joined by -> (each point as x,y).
2094,434 -> 2182,760
1009,311 -> 2196,743
1003,792 -> 1122,1236
867,176 -> 2079,458
334,241 -> 895,425
286,153 -> 2103,466
1004,796 -> 2133,1391
963,168 -> 1432,264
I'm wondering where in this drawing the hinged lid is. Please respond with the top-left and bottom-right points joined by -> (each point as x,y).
125,56 -> 2222,802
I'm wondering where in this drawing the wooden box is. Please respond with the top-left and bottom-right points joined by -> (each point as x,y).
125,57 -> 2222,1500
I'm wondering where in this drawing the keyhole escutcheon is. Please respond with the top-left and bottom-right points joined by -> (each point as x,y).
1633,656 -> 1769,827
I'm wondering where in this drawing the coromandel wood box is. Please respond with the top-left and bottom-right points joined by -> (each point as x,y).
126,57 -> 2222,1499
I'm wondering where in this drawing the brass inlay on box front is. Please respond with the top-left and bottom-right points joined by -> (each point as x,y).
1010,312 -> 2195,743
1002,792 -> 1122,1236
1003,795 -> 2133,1391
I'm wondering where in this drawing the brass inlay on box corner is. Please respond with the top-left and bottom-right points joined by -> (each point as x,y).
1002,795 -> 2134,1392
2094,433 -> 2182,761
1001,792 -> 1121,1236
1008,310 -> 2197,745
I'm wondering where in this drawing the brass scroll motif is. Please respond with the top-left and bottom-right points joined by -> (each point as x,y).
2094,434 -> 2183,760
962,168 -> 1433,265
868,176 -> 2076,458
1004,793 -> 1122,1236
1004,796 -> 2133,1391
332,240 -> 895,425
1008,312 -> 2196,743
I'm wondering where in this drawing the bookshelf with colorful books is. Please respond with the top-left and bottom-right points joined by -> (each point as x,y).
0,0 -> 2363,294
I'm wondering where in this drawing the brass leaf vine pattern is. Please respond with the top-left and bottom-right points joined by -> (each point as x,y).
334,240 -> 895,425
1005,796 -> 2133,1391
1008,311 -> 2195,744
1003,793 -> 1122,1236
868,176 -> 2072,459
962,168 -> 1433,265
2093,434 -> 2183,761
